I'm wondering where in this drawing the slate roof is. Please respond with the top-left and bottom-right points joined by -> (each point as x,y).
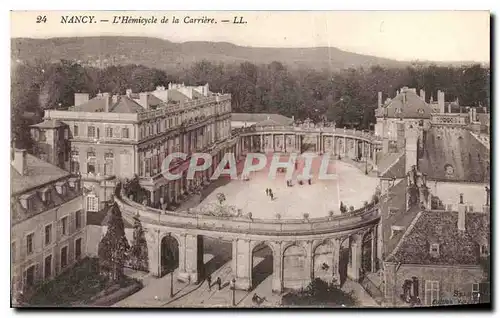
419,127 -> 490,182
387,210 -> 489,266
71,95 -> 146,114
375,88 -> 433,119
30,119 -> 66,129
11,153 -> 71,195
231,113 -> 294,126
377,152 -> 406,178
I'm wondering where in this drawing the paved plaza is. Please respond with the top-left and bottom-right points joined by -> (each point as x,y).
200,155 -> 379,219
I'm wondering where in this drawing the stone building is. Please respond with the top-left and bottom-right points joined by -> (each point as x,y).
11,148 -> 85,302
30,83 -> 233,213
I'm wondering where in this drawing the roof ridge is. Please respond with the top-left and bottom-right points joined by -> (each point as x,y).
386,210 -> 424,261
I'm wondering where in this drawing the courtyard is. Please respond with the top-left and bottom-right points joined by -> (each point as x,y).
199,154 -> 379,219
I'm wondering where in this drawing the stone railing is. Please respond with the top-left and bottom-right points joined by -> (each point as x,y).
138,94 -> 231,121
115,184 -> 380,236
235,125 -> 382,142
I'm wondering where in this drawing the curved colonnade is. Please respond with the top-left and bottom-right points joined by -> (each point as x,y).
116,125 -> 383,292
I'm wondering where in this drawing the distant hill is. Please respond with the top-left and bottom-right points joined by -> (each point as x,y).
12,36 -> 413,70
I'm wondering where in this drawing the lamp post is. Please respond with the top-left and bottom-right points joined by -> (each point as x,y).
364,144 -> 368,175
170,263 -> 174,298
231,278 -> 236,306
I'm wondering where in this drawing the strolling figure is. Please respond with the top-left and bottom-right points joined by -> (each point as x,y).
270,190 -> 274,200
266,188 -> 269,196
217,277 -> 222,290
207,275 -> 212,290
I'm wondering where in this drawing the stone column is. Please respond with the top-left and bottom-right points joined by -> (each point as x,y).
348,235 -> 362,282
371,227 -> 378,273
304,241 -> 314,288
283,134 -> 286,153
272,242 -> 283,293
343,136 -> 347,156
178,234 -> 200,284
233,239 -> 252,290
332,238 -> 341,285
250,136 -> 254,152
146,229 -> 160,277
260,134 -> 264,152
271,134 -> 274,152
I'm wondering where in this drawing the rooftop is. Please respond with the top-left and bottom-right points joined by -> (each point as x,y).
387,210 -> 489,266
419,127 -> 490,183
375,87 -> 433,119
11,153 -> 71,195
30,119 -> 66,129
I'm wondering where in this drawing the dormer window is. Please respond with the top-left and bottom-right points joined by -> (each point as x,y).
418,108 -> 425,114
396,108 -> 402,114
19,193 -> 33,211
430,243 -> 440,257
40,188 -> 51,203
56,181 -> 66,195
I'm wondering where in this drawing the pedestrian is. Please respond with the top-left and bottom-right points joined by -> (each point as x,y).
207,274 -> 212,290
308,178 -> 312,185
270,191 -> 274,201
217,277 -> 222,290
266,188 -> 269,196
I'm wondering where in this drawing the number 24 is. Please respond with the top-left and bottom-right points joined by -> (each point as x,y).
36,16 -> 47,23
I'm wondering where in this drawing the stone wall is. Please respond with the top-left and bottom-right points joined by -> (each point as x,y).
384,262 -> 485,306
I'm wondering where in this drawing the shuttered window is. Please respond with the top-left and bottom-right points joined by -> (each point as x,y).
60,246 -> 68,269
425,280 -> 439,306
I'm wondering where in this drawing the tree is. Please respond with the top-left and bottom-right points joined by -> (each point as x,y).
340,201 -> 347,214
128,214 -> 149,272
98,203 -> 130,281
282,278 -> 357,307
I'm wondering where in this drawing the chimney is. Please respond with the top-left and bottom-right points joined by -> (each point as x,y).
396,122 -> 405,151
12,149 -> 27,175
139,92 -> 149,110
402,92 -> 407,105
468,107 -> 473,123
420,89 -> 426,102
112,94 -> 119,104
438,90 -> 445,113
126,88 -> 132,97
74,93 -> 89,106
447,103 -> 451,114
377,92 -> 382,108
102,92 -> 111,112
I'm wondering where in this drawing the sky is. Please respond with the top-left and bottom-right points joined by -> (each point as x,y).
10,11 -> 490,62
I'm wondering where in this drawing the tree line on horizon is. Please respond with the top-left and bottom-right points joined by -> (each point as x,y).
11,59 -> 489,150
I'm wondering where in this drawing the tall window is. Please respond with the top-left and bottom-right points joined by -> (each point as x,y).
87,151 -> 96,174
75,238 -> 82,260
25,265 -> 35,287
425,281 -> 440,306
61,216 -> 68,236
45,224 -> 52,245
106,127 -> 113,138
122,128 -> 129,139
73,125 -> 79,136
26,233 -> 34,255
86,195 -> 98,212
44,255 -> 52,279
145,158 -> 151,176
88,126 -> 96,138
104,152 -> 114,176
75,211 -> 82,229
60,246 -> 68,269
